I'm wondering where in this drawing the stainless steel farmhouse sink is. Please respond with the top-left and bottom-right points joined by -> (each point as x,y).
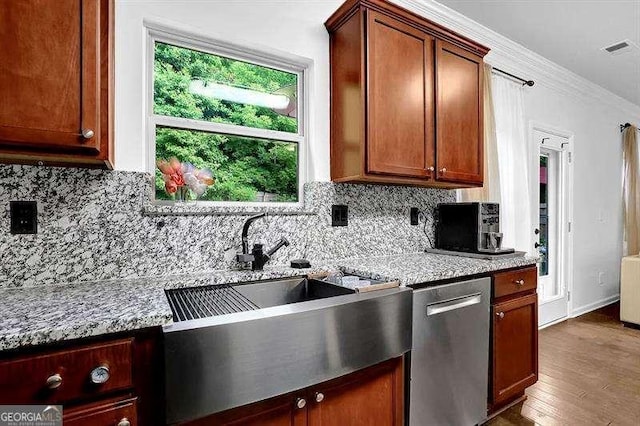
162,276 -> 412,424
232,277 -> 355,308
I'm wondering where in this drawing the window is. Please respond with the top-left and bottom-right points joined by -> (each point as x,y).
147,29 -> 306,204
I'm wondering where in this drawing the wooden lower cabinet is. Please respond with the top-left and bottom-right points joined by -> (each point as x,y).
64,396 -> 137,426
185,393 -> 307,426
0,339 -> 133,404
0,328 -> 163,426
489,268 -> 539,412
189,357 -> 404,426
307,357 -> 404,426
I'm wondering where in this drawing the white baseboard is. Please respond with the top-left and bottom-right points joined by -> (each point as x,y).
539,316 -> 568,330
570,294 -> 620,318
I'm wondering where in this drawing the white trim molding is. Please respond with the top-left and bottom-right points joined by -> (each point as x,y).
570,294 -> 620,318
143,19 -> 313,207
393,0 -> 640,118
538,316 -> 568,331
530,122 -> 575,326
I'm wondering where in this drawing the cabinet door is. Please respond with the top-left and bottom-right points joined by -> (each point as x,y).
435,40 -> 483,184
307,357 -> 404,426
366,11 -> 434,179
184,393 -> 307,426
492,293 -> 538,405
0,0 -> 101,153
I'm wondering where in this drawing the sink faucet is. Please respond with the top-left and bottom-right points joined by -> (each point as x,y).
236,213 -> 290,271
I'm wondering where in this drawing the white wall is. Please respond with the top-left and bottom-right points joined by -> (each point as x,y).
524,83 -> 626,313
115,0 -> 640,315
115,0 -> 342,180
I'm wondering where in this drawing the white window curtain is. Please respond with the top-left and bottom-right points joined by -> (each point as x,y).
623,125 -> 640,255
460,63 -> 501,203
460,71 -> 533,254
493,75 -> 533,253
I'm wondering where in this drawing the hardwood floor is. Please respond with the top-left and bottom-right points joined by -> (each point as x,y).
486,303 -> 640,426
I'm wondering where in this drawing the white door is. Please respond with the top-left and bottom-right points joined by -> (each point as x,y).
533,128 -> 573,327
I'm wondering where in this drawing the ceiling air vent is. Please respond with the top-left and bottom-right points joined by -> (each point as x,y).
602,39 -> 639,56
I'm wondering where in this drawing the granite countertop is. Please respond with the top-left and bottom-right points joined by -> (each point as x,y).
0,252 -> 538,352
338,252 -> 539,286
0,266 -> 323,352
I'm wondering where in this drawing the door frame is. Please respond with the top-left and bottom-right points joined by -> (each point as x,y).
529,122 -> 574,326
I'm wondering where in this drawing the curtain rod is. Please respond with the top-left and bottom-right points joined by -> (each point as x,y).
620,122 -> 640,132
492,67 -> 535,87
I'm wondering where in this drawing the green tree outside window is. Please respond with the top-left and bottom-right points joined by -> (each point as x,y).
153,42 -> 300,202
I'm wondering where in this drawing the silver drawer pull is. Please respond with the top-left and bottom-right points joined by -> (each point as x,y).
514,279 -> 525,286
90,365 -> 110,384
81,129 -> 94,139
315,392 -> 325,403
117,418 -> 131,426
496,312 -> 505,319
46,373 -> 62,389
427,293 -> 482,316
296,397 -> 306,409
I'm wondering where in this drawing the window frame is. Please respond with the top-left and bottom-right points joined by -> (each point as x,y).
145,22 -> 308,207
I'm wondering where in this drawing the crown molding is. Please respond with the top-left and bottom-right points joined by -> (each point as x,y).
392,0 -> 640,118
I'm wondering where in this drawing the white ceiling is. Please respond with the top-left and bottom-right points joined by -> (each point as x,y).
435,0 -> 640,107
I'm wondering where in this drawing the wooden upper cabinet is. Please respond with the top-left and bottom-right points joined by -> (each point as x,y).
326,0 -> 488,189
436,40 -> 483,184
366,11 -> 434,179
0,0 -> 113,168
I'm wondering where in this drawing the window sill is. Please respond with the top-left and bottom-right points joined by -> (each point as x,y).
142,201 -> 316,217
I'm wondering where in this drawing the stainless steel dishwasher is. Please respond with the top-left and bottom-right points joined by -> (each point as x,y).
409,277 -> 490,426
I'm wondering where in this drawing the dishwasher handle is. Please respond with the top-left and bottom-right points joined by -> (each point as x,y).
426,293 -> 482,316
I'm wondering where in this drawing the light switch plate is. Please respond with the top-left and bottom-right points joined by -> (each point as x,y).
10,201 -> 38,234
331,204 -> 348,227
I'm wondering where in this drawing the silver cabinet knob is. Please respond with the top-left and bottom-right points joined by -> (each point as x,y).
296,397 -> 307,409
315,392 -> 325,403
117,418 -> 131,426
514,279 -> 525,286
81,129 -> 94,139
496,312 -> 505,319
439,168 -> 447,173
90,364 -> 110,384
46,373 -> 62,389
426,166 -> 435,172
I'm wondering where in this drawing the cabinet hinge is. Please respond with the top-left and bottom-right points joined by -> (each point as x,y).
568,152 -> 572,163
568,222 -> 572,232
567,291 -> 571,301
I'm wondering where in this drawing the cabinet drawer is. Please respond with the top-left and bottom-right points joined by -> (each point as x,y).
0,339 -> 133,404
493,267 -> 537,298
65,396 -> 137,426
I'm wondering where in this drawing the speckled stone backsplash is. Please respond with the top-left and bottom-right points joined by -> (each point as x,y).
0,164 -> 454,288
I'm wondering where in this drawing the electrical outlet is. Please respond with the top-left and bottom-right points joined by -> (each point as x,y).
331,204 -> 348,227
410,207 -> 419,226
10,201 -> 37,234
